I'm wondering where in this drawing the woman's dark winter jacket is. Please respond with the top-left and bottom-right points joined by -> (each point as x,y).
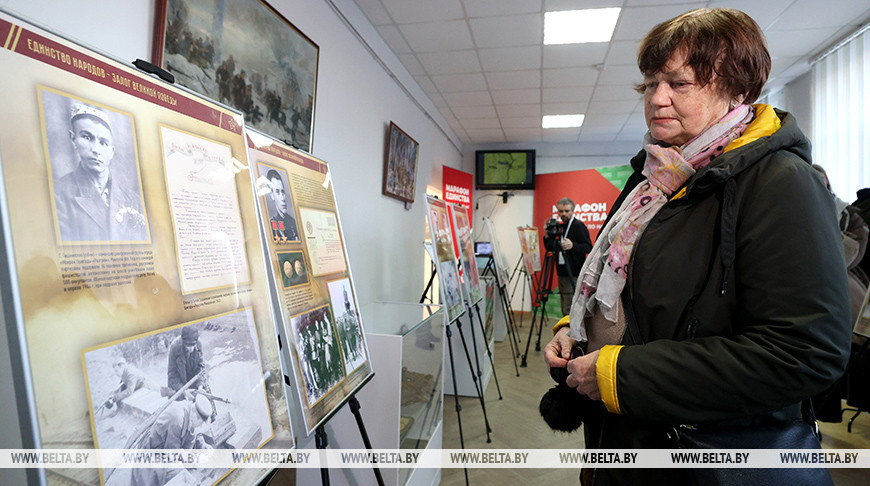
586,108 -> 852,484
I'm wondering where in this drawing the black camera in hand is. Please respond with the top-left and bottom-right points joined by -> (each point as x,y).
539,341 -> 602,432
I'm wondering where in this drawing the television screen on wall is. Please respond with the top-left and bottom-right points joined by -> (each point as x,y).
475,150 -> 536,190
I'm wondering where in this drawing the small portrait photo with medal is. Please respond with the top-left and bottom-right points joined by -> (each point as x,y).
277,250 -> 308,288
258,163 -> 299,244
39,87 -> 150,245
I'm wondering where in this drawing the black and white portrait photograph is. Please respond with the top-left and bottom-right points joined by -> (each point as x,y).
39,87 -> 150,244
83,309 -> 274,485
290,305 -> 344,406
258,163 -> 299,243
327,277 -> 367,373
277,250 -> 308,288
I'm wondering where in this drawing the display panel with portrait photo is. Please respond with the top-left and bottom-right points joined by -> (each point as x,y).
40,87 -> 150,245
0,11 -> 293,485
248,129 -> 372,434
450,203 -> 484,305
425,195 -> 466,323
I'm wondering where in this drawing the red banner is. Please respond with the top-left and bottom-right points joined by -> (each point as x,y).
534,169 -> 625,244
443,166 -> 473,208
531,168 -> 627,300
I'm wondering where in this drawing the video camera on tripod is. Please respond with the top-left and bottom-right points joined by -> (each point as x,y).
544,217 -> 567,252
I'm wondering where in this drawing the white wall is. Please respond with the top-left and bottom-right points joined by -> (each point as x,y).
0,0 -> 467,308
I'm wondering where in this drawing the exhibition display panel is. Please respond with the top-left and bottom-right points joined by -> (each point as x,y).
0,9 -> 293,485
245,131 -> 374,436
423,196 -> 465,324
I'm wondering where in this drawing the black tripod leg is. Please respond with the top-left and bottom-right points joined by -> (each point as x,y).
456,318 -> 493,442
520,305 -> 539,367
474,303 -> 502,399
519,271 -> 530,330
535,301 -> 550,351
445,325 -> 470,486
349,396 -> 385,486
419,263 -> 436,303
467,310 -> 483,384
501,285 -> 522,354
315,425 -> 330,486
534,302 -> 550,352
498,285 -> 520,376
522,250 -> 556,365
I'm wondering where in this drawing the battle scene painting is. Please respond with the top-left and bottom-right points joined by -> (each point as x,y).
155,0 -> 317,151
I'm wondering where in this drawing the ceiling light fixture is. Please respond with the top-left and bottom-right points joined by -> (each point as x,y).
544,8 -> 621,45
542,114 -> 585,129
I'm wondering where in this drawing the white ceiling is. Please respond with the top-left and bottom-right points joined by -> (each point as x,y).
352,0 -> 870,147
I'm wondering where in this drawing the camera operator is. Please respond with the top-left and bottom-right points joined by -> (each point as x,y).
543,197 -> 592,316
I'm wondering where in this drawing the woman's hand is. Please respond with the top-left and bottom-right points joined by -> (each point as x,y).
544,326 -> 574,369
566,350 -> 601,400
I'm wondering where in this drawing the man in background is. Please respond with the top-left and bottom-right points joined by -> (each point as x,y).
543,197 -> 592,316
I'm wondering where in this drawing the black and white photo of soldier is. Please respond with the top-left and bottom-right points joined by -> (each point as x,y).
97,357 -> 157,416
129,393 -> 215,486
39,88 -> 149,243
291,305 -> 345,406
166,325 -> 210,398
327,278 -> 367,373
258,163 -> 298,242
83,310 -> 273,485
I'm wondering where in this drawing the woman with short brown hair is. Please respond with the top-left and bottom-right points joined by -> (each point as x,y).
545,8 -> 850,485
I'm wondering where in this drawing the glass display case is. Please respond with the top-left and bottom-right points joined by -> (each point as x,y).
361,302 -> 444,486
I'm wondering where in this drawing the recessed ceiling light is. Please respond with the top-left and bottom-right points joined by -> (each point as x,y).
544,8 -> 621,45
542,114 -> 585,129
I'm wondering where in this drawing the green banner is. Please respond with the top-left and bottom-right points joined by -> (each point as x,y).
596,165 -> 634,191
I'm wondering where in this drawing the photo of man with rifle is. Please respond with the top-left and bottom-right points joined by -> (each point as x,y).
167,326 -> 210,398
83,310 -> 277,485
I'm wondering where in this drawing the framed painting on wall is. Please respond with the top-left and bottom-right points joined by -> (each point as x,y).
383,121 -> 419,203
153,0 -> 318,152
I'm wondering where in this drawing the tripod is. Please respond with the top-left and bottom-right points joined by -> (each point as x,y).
520,239 -> 572,367
508,256 -> 529,331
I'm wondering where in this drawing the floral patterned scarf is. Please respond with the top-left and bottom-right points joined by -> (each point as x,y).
568,104 -> 755,341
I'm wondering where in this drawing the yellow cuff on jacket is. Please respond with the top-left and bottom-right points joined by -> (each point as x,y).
553,315 -> 570,335
597,345 -> 624,414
